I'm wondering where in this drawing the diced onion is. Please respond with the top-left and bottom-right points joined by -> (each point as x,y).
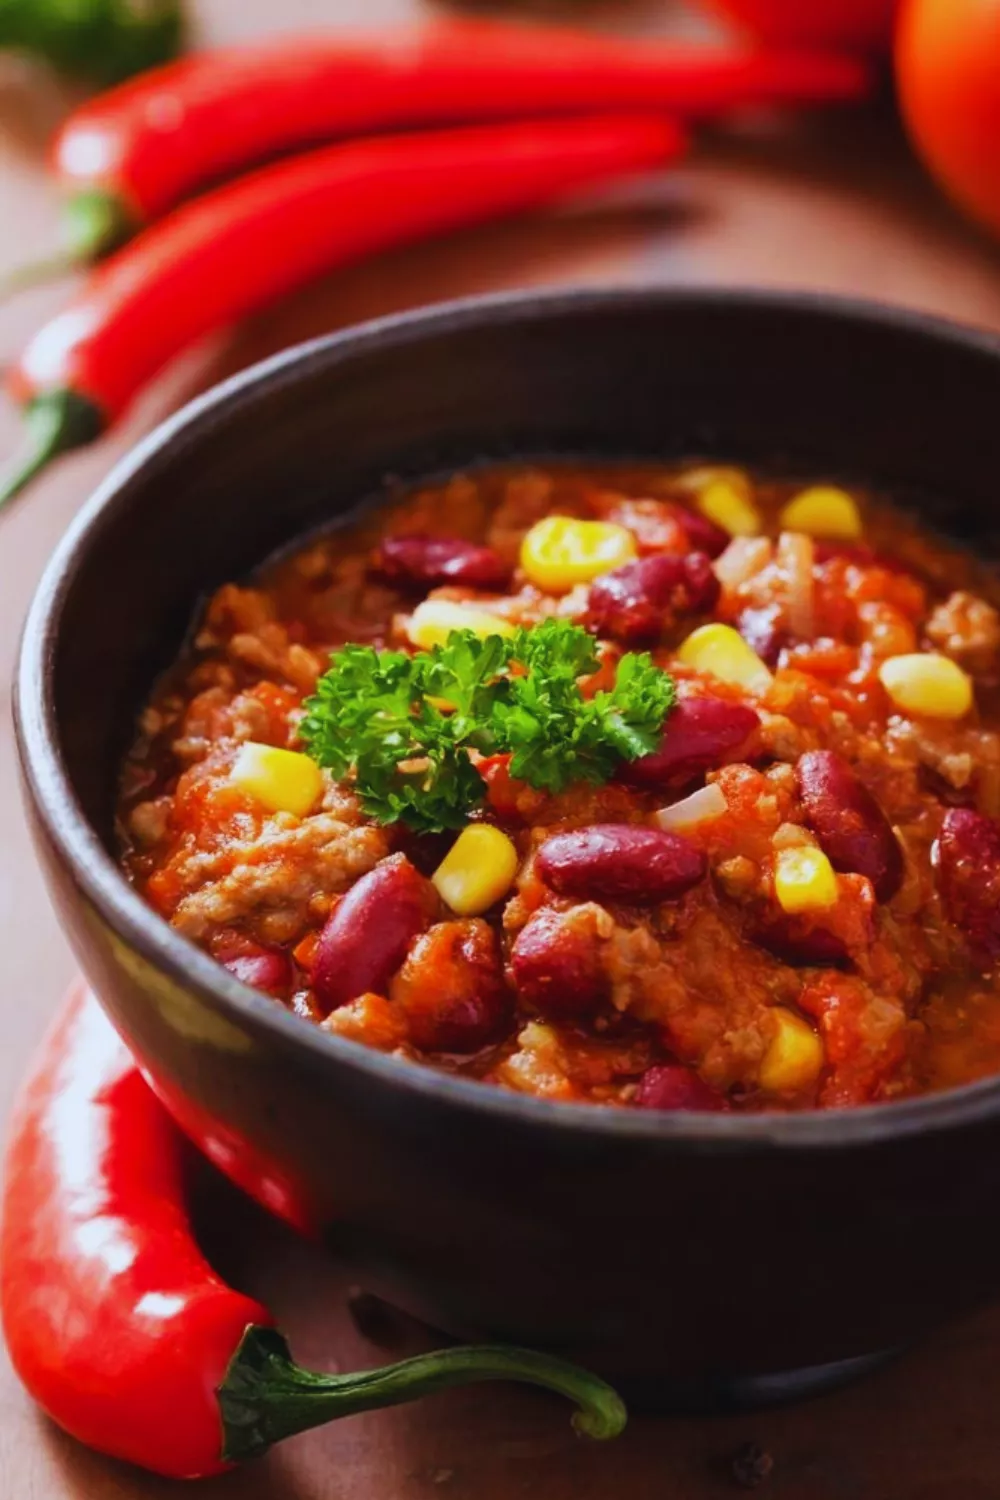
654,782 -> 728,831
777,531 -> 815,642
713,536 -> 774,593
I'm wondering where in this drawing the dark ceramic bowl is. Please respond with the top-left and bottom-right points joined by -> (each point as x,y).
16,289 -> 1000,1409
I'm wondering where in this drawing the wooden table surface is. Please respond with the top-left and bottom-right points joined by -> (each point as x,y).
3,2 -> 1000,1496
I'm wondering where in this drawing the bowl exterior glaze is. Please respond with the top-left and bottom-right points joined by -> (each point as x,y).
16,290 -> 1000,1397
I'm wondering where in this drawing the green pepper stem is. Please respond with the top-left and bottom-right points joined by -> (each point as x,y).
0,392 -> 104,513
63,190 -> 138,263
218,1326 -> 627,1464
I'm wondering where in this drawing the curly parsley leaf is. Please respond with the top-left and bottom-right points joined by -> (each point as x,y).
299,619 -> 675,832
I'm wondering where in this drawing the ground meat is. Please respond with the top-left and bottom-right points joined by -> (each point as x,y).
714,855 -> 759,901
886,718 -> 1000,804
323,993 -> 409,1052
129,797 -> 172,848
170,687 -> 235,765
486,469 -> 558,565
170,813 -> 389,942
602,902 -> 791,1092
756,711 -> 809,763
198,584 -> 276,642
926,590 -> 1000,675
227,627 -> 324,693
495,1020 -> 652,1101
496,1022 -> 578,1101
857,600 -> 918,658
227,691 -> 290,744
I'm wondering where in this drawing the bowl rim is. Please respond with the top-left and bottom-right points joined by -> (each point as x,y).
17,282 -> 1000,1151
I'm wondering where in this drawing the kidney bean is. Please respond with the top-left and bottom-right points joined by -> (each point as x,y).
796,751 -> 903,902
683,553 -> 721,608
510,906 -> 607,1018
619,696 -> 760,791
390,920 -> 510,1052
313,854 -> 438,1014
936,808 -> 1000,959
375,533 -> 510,591
537,824 -> 705,904
635,1064 -> 729,1112
219,944 -> 293,998
669,503 -> 730,559
586,553 -> 719,645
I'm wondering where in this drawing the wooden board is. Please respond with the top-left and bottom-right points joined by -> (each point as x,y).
3,2 -> 1000,1495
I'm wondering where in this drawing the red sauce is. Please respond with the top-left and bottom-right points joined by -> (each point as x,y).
118,462 -> 1000,1112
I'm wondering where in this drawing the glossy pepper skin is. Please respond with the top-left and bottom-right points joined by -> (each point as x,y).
0,0 -> 184,85
45,19 -> 869,259
0,986 -> 627,1479
0,984 -> 268,1478
0,112 -> 684,509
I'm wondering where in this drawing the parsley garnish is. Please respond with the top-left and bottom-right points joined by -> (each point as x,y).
299,619 -> 675,833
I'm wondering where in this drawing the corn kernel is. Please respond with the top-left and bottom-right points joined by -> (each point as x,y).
698,478 -> 762,538
677,623 -> 773,694
774,847 -> 839,915
878,652 -> 973,720
432,824 -> 520,915
520,515 -> 637,593
408,599 -> 514,651
231,742 -> 323,818
779,485 -> 862,540
759,1008 -> 824,1094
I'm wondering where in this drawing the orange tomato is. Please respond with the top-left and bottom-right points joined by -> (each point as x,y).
707,0 -> 899,53
896,0 -> 1000,238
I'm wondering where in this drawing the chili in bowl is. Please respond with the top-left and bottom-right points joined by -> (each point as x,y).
16,289 -> 1000,1401
118,461 -> 1000,1114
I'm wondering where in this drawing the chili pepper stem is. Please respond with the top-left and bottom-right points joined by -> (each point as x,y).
64,189 -> 138,263
218,1326 -> 627,1463
0,192 -> 134,303
0,392 -> 103,512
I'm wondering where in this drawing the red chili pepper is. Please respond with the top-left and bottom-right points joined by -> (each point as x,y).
0,984 -> 626,1479
28,19 -> 869,271
0,112 -> 683,510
